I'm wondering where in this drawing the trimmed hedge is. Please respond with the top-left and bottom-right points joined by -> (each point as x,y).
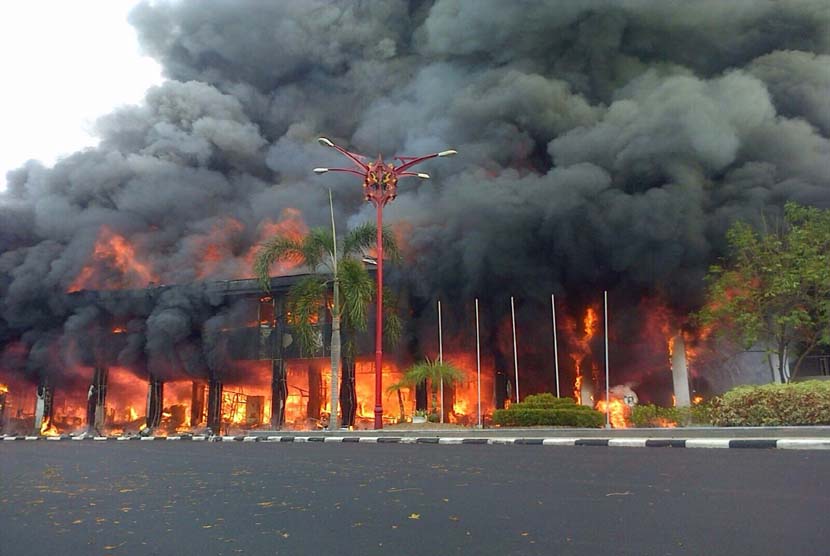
710,380 -> 830,426
630,403 -> 714,427
492,395 -> 604,427
519,393 -> 579,409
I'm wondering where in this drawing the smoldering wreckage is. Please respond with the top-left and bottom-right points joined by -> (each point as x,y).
1,1 -> 829,435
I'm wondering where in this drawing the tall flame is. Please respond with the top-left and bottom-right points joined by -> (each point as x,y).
568,307 -> 600,404
68,226 -> 158,292
596,399 -> 629,428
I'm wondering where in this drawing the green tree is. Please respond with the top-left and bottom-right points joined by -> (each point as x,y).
697,202 -> 830,382
397,358 -> 465,420
254,222 -> 401,428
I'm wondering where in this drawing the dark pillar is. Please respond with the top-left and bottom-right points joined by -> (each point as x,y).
442,383 -> 455,422
191,381 -> 205,427
145,375 -> 163,429
0,386 -> 7,433
494,349 -> 508,410
415,382 -> 428,412
307,362 -> 322,423
207,378 -> 223,435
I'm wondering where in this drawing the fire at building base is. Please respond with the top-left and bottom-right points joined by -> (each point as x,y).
0,270 -> 721,436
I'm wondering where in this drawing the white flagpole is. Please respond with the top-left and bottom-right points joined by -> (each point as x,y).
511,296 -> 519,403
438,299 -> 444,424
475,298 -> 482,428
551,294 -> 560,398
604,290 -> 610,429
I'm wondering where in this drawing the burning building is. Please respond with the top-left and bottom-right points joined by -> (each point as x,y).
2,2 -> 829,432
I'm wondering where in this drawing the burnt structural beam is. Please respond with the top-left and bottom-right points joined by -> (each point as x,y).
191,381 -> 205,427
146,375 -> 164,430
93,366 -> 108,433
207,377 -> 223,435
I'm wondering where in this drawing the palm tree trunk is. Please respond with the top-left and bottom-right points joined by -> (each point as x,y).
396,389 -> 405,422
329,282 -> 341,429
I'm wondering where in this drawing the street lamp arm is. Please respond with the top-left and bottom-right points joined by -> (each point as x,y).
398,171 -> 430,179
393,153 -> 438,173
314,168 -> 367,178
318,137 -> 370,171
394,149 -> 456,173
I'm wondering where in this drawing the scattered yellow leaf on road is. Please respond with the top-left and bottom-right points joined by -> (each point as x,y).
408,513 -> 420,520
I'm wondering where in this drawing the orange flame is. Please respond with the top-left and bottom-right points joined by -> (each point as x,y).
39,416 -> 59,436
583,307 -> 598,339
243,208 -> 308,277
568,307 -> 600,404
68,226 -> 158,292
595,398 -> 629,428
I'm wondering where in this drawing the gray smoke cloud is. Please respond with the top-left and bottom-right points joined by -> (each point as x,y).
0,0 -> 828,393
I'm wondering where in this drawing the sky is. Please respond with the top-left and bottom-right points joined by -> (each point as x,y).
0,0 -> 163,191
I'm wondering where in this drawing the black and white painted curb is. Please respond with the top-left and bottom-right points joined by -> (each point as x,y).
3,434 -> 830,450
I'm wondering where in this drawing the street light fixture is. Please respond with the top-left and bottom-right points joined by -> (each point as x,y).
314,137 -> 457,429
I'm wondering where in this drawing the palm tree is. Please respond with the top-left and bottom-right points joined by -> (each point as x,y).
254,222 -> 401,429
400,358 -> 465,421
385,380 -> 409,423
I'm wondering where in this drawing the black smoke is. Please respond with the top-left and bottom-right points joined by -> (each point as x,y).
1,0 -> 828,394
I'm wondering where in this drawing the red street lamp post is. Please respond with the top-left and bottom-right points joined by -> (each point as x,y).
314,137 -> 457,429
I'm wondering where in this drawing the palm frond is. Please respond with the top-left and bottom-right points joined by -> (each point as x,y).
342,222 -> 376,257
301,228 -> 334,271
339,258 -> 373,332
403,358 -> 465,388
382,286 -> 402,348
381,226 -> 402,263
342,223 -> 401,263
253,236 -> 305,292
286,276 -> 327,356
385,380 -> 408,395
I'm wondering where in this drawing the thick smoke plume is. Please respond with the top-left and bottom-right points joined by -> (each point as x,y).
1,0 -> 828,394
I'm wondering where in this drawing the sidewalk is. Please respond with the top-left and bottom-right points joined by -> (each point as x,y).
5,426 -> 830,449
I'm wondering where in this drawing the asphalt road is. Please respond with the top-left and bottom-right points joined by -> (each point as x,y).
1,443 -> 827,556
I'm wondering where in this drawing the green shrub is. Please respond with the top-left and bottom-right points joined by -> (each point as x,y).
493,406 -> 604,428
520,393 -> 579,409
630,404 -> 681,427
630,403 -> 714,427
492,393 -> 604,427
710,380 -> 830,426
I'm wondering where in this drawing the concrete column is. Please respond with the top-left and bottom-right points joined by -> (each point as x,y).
34,381 -> 53,435
671,332 -> 691,407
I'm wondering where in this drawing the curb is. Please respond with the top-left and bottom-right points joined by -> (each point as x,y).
3,434 -> 830,450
